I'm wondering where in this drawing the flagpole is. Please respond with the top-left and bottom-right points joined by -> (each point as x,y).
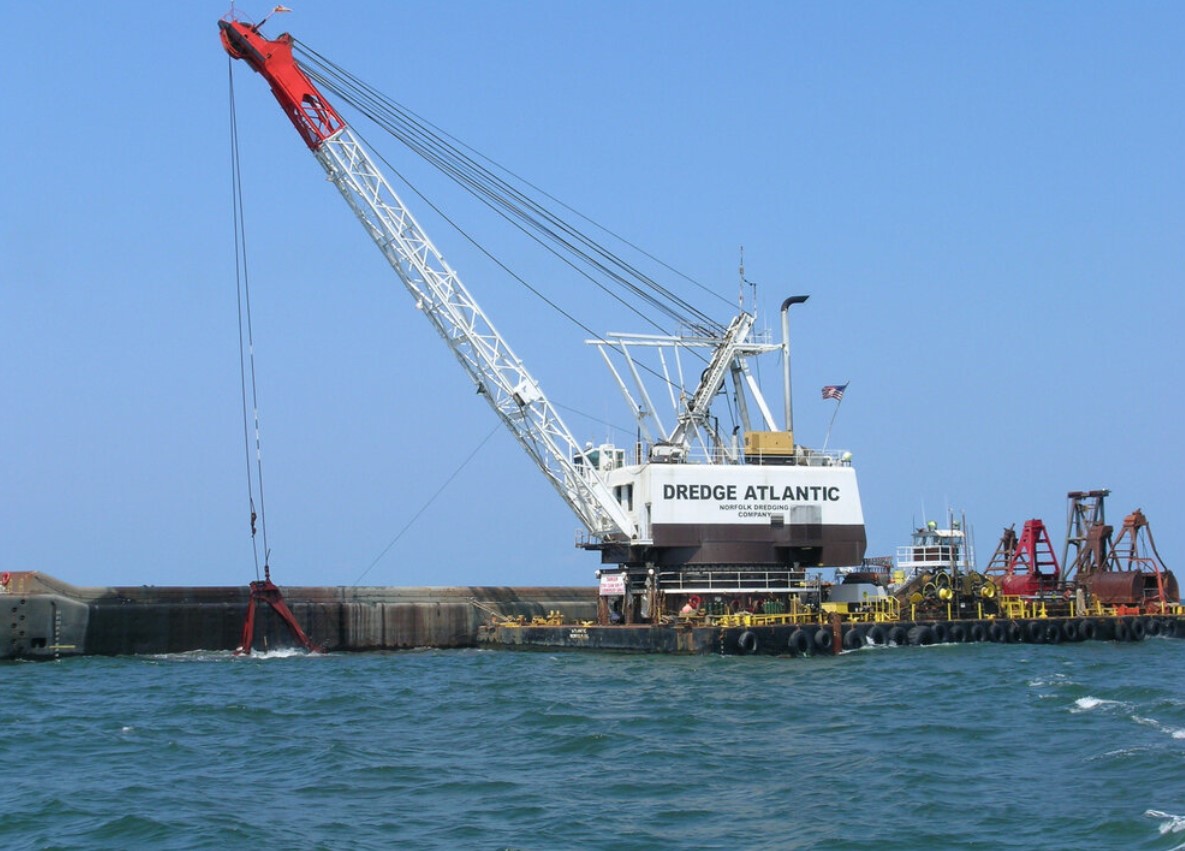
822,381 -> 848,452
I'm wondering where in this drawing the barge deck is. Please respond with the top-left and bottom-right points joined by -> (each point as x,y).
480,612 -> 1185,655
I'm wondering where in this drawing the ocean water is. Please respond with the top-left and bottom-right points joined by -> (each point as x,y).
3,640 -> 1185,850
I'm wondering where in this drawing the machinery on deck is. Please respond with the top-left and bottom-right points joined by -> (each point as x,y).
930,491 -> 1179,619
1061,490 -> 1178,613
219,14 -> 866,624
983,518 -> 1061,598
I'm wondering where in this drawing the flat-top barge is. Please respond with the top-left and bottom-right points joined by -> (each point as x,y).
479,493 -> 1182,655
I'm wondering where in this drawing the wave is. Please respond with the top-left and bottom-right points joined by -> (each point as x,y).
1145,809 -> 1185,837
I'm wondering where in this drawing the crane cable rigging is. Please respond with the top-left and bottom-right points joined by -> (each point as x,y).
292,41 -> 733,338
226,55 -> 321,654
227,60 -> 270,584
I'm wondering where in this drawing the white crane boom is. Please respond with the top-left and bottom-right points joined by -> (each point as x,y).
219,16 -> 868,579
219,19 -> 636,541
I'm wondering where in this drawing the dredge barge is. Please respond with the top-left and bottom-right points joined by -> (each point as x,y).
479,492 -> 1183,655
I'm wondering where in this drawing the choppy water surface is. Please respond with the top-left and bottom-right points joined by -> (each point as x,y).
3,640 -> 1185,849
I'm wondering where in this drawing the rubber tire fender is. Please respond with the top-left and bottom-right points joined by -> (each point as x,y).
970,622 -> 988,643
1061,620 -> 1080,642
1043,621 -> 1063,644
948,623 -> 967,643
887,625 -> 909,646
1007,621 -> 1023,643
932,622 -> 951,644
1114,618 -> 1131,642
907,625 -> 935,646
1025,620 -> 1046,643
737,630 -> 759,655
1129,618 -> 1146,641
788,629 -> 813,656
988,622 -> 1007,643
814,628 -> 834,652
865,624 -> 887,646
1143,617 -> 1161,637
1077,619 -> 1096,641
842,626 -> 865,650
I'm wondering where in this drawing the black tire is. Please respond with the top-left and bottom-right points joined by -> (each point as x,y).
948,623 -> 967,643
788,629 -> 812,656
1144,617 -> 1161,637
843,626 -> 865,650
737,630 -> 759,655
1091,618 -> 1114,641
888,625 -> 909,646
1077,619 -> 1097,641
989,622 -> 1007,643
1025,620 -> 1045,643
1044,621 -> 1063,644
1007,622 -> 1023,643
1162,617 -> 1180,638
970,622 -> 989,643
933,622 -> 951,644
908,625 -> 935,646
1114,619 -> 1131,642
1130,618 -> 1146,641
1062,620 -> 1080,642
815,628 -> 834,652
866,625 -> 887,646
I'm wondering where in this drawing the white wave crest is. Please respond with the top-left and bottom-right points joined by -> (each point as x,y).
1145,809 -> 1185,835
1133,714 -> 1185,740
240,646 -> 321,660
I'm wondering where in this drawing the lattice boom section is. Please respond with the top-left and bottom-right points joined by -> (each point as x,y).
313,132 -> 633,538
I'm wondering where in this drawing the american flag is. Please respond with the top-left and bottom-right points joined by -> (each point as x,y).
821,383 -> 848,401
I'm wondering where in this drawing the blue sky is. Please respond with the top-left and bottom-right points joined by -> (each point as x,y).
2,2 -> 1181,589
